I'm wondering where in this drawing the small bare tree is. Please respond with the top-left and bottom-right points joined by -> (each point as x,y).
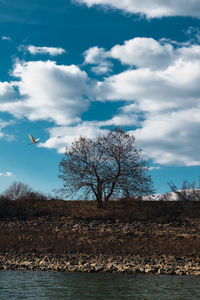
3,181 -> 33,200
168,180 -> 200,201
59,128 -> 154,208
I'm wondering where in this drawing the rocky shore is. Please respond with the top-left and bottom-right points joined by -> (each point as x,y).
1,217 -> 200,275
1,253 -> 200,276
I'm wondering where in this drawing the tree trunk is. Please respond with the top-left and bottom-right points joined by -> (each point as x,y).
96,194 -> 103,208
96,181 -> 104,208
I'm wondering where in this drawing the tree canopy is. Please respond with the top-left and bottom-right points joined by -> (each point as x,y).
59,128 -> 154,208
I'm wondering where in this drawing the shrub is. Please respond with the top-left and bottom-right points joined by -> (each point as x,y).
3,182 -> 33,200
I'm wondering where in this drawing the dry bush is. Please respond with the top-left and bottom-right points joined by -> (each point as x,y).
3,182 -> 33,200
168,180 -> 200,201
0,192 -> 51,219
17,191 -> 48,202
1,195 -> 200,221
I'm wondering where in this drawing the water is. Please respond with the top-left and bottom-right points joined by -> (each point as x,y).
0,271 -> 200,300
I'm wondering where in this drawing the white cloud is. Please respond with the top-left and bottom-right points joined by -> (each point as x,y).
0,60 -> 89,125
39,122 -> 107,153
0,81 -> 17,101
1,36 -> 11,41
98,114 -> 137,126
98,104 -> 139,126
133,108 -> 200,166
27,45 -> 66,56
33,36 -> 200,166
39,104 -> 139,153
85,37 -> 200,72
90,37 -> 200,166
83,46 -> 112,74
0,119 -> 14,130
74,0 -> 200,18
0,118 -> 15,141
94,38 -> 200,106
184,26 -> 200,43
0,171 -> 14,177
1,36 -> 200,167
149,166 -> 161,171
110,38 -> 174,70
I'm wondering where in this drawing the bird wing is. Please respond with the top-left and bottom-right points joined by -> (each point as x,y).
28,134 -> 35,143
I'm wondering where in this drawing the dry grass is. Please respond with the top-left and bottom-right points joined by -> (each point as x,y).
1,216 -> 200,257
1,195 -> 200,222
1,196 -> 200,257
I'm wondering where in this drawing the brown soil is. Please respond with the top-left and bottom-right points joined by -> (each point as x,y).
1,199 -> 200,274
1,216 -> 200,257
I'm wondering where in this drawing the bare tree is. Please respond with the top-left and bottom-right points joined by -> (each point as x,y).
3,181 -> 33,200
168,180 -> 200,201
58,128 -> 154,208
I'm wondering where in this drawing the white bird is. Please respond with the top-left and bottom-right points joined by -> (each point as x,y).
28,134 -> 40,145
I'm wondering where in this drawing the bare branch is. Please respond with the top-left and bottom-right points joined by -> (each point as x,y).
58,128 -> 154,207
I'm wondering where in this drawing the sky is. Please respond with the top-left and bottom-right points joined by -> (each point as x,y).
1,0 -> 200,196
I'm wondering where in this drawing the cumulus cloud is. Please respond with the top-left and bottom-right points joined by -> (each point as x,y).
74,0 -> 200,18
95,61 -> 200,108
133,108 -> 200,166
98,104 -> 139,126
93,37 -> 200,105
0,81 -> 17,101
90,37 -> 200,166
39,122 -> 107,153
1,35 -> 200,167
83,46 -> 112,74
110,38 -> 174,70
0,60 -> 89,125
33,36 -> 200,166
27,45 -> 66,56
85,37 -> 200,72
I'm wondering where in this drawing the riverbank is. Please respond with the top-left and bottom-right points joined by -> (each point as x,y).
1,253 -> 200,275
0,254 -> 200,276
1,215 -> 200,275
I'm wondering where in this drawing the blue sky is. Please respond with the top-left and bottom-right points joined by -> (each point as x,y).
1,0 -> 200,195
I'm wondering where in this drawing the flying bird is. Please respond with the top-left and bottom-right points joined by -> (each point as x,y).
28,134 -> 40,145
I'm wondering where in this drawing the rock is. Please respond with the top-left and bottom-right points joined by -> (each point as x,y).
158,268 -> 166,275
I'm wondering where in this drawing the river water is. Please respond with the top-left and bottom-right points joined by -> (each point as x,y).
0,271 -> 200,299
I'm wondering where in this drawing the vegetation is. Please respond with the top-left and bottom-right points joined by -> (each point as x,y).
1,181 -> 200,259
168,179 -> 200,201
3,181 -> 33,200
1,176 -> 200,221
1,135 -> 200,263
59,128 -> 154,208
1,131 -> 200,222
1,194 -> 200,222
1,209 -> 200,258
